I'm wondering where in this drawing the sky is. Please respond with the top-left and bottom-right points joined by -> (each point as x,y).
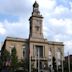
0,0 -> 72,56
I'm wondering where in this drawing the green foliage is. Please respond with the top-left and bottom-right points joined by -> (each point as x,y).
64,60 -> 72,72
22,59 -> 29,72
64,61 -> 68,72
0,56 -> 2,69
15,59 -> 29,72
71,62 -> 72,71
2,49 -> 10,62
2,49 -> 10,67
11,47 -> 18,72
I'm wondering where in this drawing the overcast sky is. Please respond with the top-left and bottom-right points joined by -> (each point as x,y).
0,0 -> 72,56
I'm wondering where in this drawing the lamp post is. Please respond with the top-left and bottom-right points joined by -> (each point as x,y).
29,57 -> 31,72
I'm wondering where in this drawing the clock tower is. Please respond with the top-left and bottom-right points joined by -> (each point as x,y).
29,1 -> 43,39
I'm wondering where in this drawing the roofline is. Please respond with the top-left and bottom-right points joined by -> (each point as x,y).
6,36 -> 28,42
48,41 -> 64,46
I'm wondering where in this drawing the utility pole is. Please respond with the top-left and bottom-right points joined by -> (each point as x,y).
68,52 -> 70,72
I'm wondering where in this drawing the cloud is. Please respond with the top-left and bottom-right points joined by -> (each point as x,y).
0,23 -> 6,35
48,2 -> 72,19
48,18 -> 65,26
38,0 -> 56,17
48,18 -> 72,35
37,0 -> 56,9
0,17 -> 29,38
0,0 -> 56,17
69,1 -> 72,8
0,43 -> 1,50
0,0 -> 33,17
64,40 -> 72,55
54,5 -> 69,14
64,19 -> 72,35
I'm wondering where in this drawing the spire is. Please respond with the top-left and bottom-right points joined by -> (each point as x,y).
32,1 -> 40,15
33,1 -> 39,8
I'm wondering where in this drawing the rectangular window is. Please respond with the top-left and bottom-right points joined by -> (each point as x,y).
33,45 -> 34,57
35,45 -> 44,72
22,45 -> 26,57
35,45 -> 43,58
23,48 -> 25,57
43,46 -> 45,57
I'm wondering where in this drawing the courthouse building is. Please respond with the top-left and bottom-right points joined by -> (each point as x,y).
1,1 -> 64,71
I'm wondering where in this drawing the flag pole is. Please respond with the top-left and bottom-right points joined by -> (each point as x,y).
68,52 -> 70,72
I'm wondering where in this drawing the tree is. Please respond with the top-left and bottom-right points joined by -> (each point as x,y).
2,49 -> 10,67
22,59 -> 28,72
52,56 -> 57,72
11,47 -> 18,72
64,60 -> 72,72
0,56 -> 2,71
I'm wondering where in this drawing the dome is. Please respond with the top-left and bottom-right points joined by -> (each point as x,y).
33,1 -> 39,8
